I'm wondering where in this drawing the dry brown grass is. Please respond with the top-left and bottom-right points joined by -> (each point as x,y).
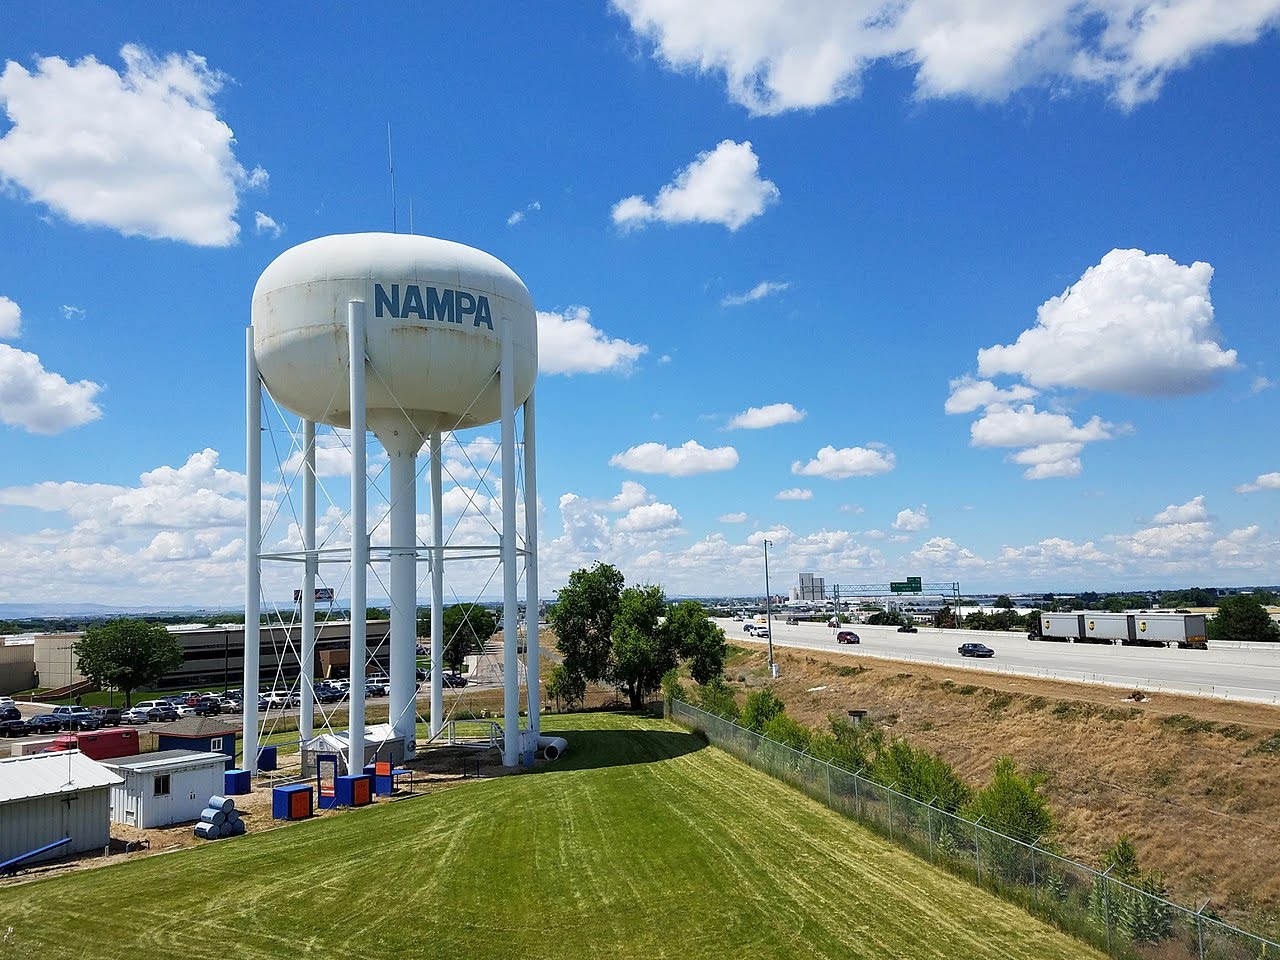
721,640 -> 1280,932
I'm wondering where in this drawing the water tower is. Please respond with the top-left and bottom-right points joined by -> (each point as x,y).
244,233 -> 542,770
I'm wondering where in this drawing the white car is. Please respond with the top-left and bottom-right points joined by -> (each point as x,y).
263,691 -> 298,708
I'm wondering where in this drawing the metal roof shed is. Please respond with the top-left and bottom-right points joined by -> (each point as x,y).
102,749 -> 228,829
0,751 -> 122,867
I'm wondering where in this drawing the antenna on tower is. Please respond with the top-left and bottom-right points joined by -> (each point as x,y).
387,122 -> 397,233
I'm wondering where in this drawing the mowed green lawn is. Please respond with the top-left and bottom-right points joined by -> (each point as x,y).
0,713 -> 1100,960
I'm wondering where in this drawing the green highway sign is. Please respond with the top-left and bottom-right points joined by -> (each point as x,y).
890,576 -> 923,593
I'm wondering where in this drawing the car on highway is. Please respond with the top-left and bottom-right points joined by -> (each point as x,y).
785,616 -> 799,625
755,628 -> 771,640
25,714 -> 63,734
836,631 -> 861,644
897,624 -> 918,633
958,642 -> 995,658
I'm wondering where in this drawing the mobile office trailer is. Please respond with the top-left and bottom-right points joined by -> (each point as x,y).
102,750 -> 227,828
45,727 -> 139,761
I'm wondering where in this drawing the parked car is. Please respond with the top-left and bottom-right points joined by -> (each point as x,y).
90,706 -> 123,726
263,691 -> 298,708
0,719 -> 30,738
25,714 -> 63,734
836,631 -> 861,644
442,672 -> 468,688
121,705 -> 160,724
132,700 -> 178,721
51,706 -> 101,730
192,696 -> 222,716
0,706 -> 20,722
0,696 -> 16,710
897,624 -> 918,633
958,642 -> 995,658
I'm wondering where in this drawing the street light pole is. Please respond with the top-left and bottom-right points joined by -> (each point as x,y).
763,539 -> 776,678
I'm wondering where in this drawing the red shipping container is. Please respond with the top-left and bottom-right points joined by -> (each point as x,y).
47,727 -> 140,761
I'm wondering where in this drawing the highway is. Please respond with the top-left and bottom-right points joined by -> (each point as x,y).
713,618 -> 1280,705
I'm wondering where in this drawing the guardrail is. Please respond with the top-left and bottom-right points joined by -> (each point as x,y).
671,698 -> 1279,960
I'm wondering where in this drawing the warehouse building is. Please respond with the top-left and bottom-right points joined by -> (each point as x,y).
0,751 -> 122,866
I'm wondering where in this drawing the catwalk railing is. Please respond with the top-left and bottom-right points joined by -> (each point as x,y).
671,698 -> 1278,960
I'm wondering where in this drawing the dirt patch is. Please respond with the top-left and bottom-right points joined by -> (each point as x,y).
722,640 -> 1280,932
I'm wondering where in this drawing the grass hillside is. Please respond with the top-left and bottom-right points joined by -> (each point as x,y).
0,713 -> 1099,960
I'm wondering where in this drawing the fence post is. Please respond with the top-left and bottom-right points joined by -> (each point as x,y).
825,760 -> 832,807
852,767 -> 863,818
887,781 -> 898,842
925,796 -> 937,865
1100,864 -> 1115,957
1030,837 -> 1040,892
974,815 -> 985,885
1195,899 -> 1210,960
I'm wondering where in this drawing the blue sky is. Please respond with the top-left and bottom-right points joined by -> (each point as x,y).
0,2 -> 1277,607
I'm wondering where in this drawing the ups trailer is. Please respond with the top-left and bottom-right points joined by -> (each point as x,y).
1034,612 -> 1207,649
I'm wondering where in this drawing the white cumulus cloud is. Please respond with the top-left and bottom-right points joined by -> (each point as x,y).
944,376 -> 1037,415
612,1 -> 1280,114
0,45 -> 266,246
1236,472 -> 1280,494
720,511 -> 749,523
614,501 -> 682,533
1153,495 -> 1209,525
537,306 -> 648,375
0,296 -> 20,338
892,506 -> 929,532
725,402 -> 806,430
977,249 -> 1237,396
791,444 -> 895,479
254,211 -> 282,237
722,280 -> 790,306
776,488 -> 813,501
612,140 -> 779,232
0,343 -> 103,434
610,440 -> 739,477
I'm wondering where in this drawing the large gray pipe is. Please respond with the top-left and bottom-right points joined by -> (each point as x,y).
538,736 -> 568,762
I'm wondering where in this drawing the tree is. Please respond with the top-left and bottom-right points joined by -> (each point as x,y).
549,563 -> 624,693
994,594 -> 1014,609
867,609 -> 904,626
1208,594 -> 1280,644
73,618 -> 184,707
545,663 -> 585,712
963,756 -> 1054,843
1090,835 -> 1174,944
696,679 -> 740,720
442,604 -> 497,672
610,584 -> 674,708
663,599 -> 727,684
762,713 -> 811,751
741,689 -> 786,732
933,605 -> 958,629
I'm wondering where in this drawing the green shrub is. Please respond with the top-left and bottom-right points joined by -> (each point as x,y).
741,689 -> 786,732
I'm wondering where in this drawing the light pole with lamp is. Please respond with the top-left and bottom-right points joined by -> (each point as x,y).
763,539 -> 777,678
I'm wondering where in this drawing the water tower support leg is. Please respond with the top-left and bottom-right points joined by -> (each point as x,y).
500,318 -> 520,767
299,419 -> 316,741
429,431 -> 444,739
523,391 -> 540,739
244,326 -> 262,776
388,446 -> 418,756
347,300 -> 368,773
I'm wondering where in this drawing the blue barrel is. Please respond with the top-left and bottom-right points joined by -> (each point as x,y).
218,821 -> 233,837
194,822 -> 220,840
226,809 -> 241,825
199,808 -> 227,826
230,819 -> 246,836
208,795 -> 235,813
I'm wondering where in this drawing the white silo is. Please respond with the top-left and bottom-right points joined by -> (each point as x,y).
245,232 -> 543,771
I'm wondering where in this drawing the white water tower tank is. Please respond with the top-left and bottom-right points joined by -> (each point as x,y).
251,233 -> 537,450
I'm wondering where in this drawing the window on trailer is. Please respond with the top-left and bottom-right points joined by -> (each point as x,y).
210,737 -> 223,751
154,774 -> 171,797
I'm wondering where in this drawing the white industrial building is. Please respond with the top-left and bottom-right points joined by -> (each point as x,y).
0,751 -> 121,866
102,750 -> 228,829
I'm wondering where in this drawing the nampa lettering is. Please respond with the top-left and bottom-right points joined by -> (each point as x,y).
374,283 -> 493,329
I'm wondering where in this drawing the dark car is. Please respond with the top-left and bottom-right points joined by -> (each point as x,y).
192,698 -> 222,716
152,704 -> 179,722
25,714 -> 63,734
90,706 -> 123,726
836,631 -> 860,644
0,719 -> 30,738
959,642 -> 995,658
897,624 -> 918,633
442,672 -> 468,688
0,706 -> 20,722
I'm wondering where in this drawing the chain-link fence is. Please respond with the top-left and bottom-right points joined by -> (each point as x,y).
672,698 -> 1279,960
